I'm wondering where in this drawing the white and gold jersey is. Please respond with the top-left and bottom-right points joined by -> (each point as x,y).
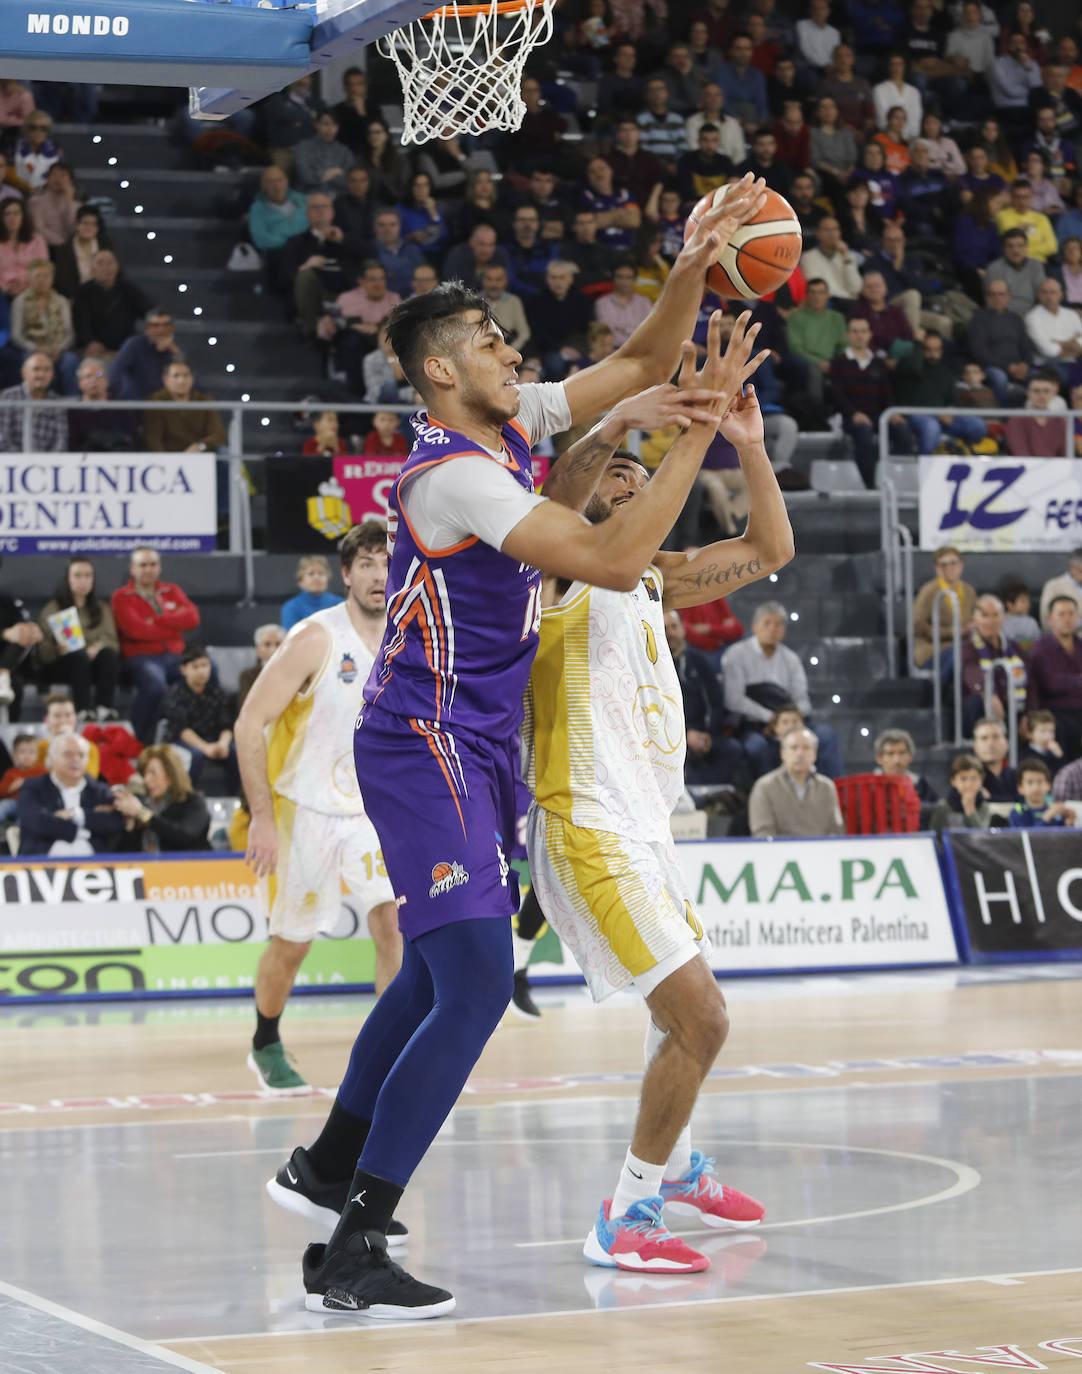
266,602 -> 378,817
522,565 -> 686,846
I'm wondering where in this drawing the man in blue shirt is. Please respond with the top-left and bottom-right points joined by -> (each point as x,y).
371,209 -> 425,298
109,309 -> 182,400
712,34 -> 769,131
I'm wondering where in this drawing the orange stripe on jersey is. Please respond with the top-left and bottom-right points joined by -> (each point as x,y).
409,717 -> 467,837
381,562 -> 449,722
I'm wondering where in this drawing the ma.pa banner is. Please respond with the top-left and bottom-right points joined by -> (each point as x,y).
919,456 -> 1082,552
0,854 -> 377,1000
0,453 -> 217,554
942,829 -> 1082,961
524,835 -> 960,982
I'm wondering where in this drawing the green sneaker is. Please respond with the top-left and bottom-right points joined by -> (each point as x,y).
247,1043 -> 309,1094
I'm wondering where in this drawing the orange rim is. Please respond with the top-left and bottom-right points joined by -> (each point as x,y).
425,0 -> 539,14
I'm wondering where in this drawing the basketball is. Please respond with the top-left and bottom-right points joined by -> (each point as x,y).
683,184 -> 802,301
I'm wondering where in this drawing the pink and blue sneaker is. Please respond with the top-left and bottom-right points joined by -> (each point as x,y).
582,1196 -> 710,1273
660,1151 -> 765,1229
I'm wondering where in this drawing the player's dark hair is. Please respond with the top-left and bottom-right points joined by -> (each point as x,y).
386,281 -> 493,395
613,447 -> 651,478
340,520 -> 387,568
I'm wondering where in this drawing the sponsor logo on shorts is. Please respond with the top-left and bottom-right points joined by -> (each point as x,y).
338,653 -> 358,683
429,861 -> 470,898
496,841 -> 509,888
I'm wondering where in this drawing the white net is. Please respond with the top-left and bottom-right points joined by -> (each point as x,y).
378,0 -> 556,145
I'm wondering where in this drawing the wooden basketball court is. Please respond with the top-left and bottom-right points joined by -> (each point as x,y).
3,964 -> 1080,1373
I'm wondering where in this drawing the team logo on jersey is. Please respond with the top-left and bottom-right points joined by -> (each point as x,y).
338,653 -> 358,683
495,839 -> 509,888
429,861 -> 470,898
641,574 -> 660,602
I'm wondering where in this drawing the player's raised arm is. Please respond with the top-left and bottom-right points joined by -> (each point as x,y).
503,312 -> 761,589
654,382 -> 794,608
234,622 -> 328,877
561,173 -> 767,427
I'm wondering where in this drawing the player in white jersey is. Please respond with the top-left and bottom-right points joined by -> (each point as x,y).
523,349 -> 793,1275
236,522 -> 400,1097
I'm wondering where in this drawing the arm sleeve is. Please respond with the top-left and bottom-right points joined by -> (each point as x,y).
401,455 -> 548,551
513,381 -> 572,445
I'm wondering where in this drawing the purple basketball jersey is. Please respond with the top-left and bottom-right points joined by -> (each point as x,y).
363,410 -> 543,742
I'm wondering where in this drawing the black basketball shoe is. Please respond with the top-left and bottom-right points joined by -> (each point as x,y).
509,968 -> 542,1019
303,1230 -> 455,1319
267,1146 -> 409,1247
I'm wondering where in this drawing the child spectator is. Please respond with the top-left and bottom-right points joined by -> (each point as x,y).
930,752 -> 993,831
281,555 -> 342,631
364,410 -> 408,457
160,644 -> 238,792
35,692 -> 101,777
1008,757 -> 1077,826
1000,579 -> 1042,647
303,410 -> 347,457
1019,707 -> 1065,775
0,732 -> 45,824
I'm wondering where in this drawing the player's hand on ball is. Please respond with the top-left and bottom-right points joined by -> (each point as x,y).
610,380 -> 732,433
682,173 -> 767,266
718,383 -> 766,447
245,813 -> 278,879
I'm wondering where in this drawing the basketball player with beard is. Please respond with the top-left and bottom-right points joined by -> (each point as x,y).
522,369 -> 793,1275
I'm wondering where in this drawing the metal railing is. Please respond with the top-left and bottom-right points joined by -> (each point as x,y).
930,586 -> 964,749
0,396 -> 413,604
876,402 -> 1078,463
982,658 -> 1023,767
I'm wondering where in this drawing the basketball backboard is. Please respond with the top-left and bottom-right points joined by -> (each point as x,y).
0,0 -> 437,117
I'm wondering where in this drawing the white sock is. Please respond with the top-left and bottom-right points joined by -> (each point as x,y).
664,1126 -> 693,1182
511,931 -> 534,972
643,1018 -> 694,1180
610,1149 -> 665,1219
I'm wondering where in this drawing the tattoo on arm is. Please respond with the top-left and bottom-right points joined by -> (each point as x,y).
675,557 -> 762,593
543,432 -> 617,511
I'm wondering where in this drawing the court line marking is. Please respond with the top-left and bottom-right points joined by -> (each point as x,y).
512,1141 -> 982,1247
163,1265 -> 1082,1344
2,1068 -> 1078,1136
0,1277 -> 222,1372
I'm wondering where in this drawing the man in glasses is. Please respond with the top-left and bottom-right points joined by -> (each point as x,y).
109,308 -> 183,400
67,356 -> 140,452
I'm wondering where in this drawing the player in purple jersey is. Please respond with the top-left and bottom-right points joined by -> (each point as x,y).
266,176 -> 772,1320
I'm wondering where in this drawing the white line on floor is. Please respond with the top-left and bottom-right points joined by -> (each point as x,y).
162,1264 -> 1082,1344
512,1141 -> 981,1247
0,1277 -> 222,1372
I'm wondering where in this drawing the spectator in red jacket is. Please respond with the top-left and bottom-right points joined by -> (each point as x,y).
110,544 -> 200,742
680,591 -> 744,669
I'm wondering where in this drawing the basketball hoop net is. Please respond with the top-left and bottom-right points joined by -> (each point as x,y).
378,0 -> 556,145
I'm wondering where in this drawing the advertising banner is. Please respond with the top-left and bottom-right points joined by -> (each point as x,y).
526,835 -> 960,981
265,449 -> 550,553
919,456 -> 1082,553
0,853 -> 376,1000
942,829 -> 1082,961
0,453 -> 217,554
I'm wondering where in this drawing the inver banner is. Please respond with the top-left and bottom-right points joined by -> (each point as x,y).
0,853 -> 377,999
942,828 -> 1082,960
919,455 -> 1082,553
0,453 -> 217,554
